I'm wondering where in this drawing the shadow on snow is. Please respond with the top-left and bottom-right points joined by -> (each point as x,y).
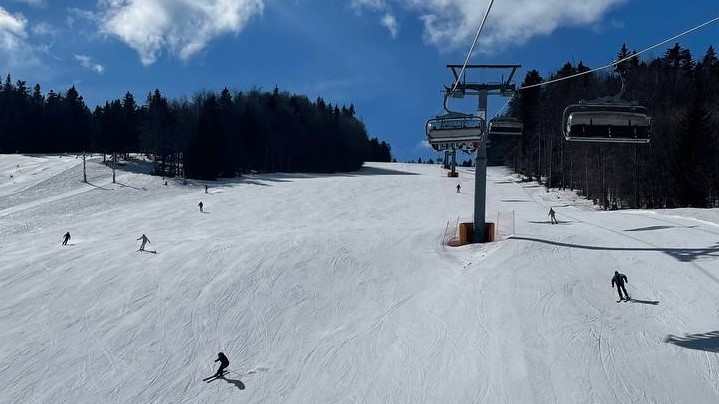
665,331 -> 719,352
508,236 -> 719,264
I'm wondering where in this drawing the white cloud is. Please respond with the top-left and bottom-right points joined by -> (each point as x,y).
74,54 -> 105,74
355,0 -> 628,50
97,0 -> 264,65
0,6 -> 39,68
11,0 -> 47,8
351,0 -> 386,11
351,0 -> 400,38
32,22 -> 57,36
381,13 -> 398,38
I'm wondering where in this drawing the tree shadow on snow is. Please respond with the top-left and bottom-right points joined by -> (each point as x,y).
353,166 -> 419,176
665,331 -> 719,352
508,236 -> 719,264
108,157 -> 154,175
116,182 -> 147,191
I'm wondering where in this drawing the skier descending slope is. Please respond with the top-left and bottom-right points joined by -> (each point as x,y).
612,271 -> 631,302
137,234 -> 150,252
61,232 -> 71,246
548,207 -> 558,224
214,352 -> 229,377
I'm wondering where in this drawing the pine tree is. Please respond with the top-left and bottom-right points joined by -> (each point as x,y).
674,101 -> 712,207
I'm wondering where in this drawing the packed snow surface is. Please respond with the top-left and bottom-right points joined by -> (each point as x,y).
1,155 -> 719,403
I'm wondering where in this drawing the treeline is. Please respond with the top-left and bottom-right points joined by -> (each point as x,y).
0,79 -> 393,179
490,43 -> 719,208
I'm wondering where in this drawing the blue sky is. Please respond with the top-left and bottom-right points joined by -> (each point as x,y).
1,1 -> 718,160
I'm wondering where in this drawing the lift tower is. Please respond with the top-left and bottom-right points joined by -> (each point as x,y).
444,64 -> 520,242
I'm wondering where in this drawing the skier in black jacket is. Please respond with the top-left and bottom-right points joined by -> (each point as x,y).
214,352 -> 229,377
62,231 -> 71,246
612,271 -> 630,301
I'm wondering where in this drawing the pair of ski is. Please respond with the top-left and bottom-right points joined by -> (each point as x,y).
203,370 -> 229,382
617,297 -> 632,303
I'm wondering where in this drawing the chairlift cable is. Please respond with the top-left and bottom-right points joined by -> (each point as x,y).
519,15 -> 719,91
491,98 -> 513,121
449,0 -> 497,96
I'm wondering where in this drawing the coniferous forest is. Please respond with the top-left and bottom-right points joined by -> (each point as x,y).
0,82 -> 392,179
489,42 -> 719,209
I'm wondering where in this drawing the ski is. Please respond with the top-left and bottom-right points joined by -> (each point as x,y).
203,370 -> 229,382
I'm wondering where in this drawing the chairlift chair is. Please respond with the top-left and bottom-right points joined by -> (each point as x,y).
426,113 -> 485,151
488,118 -> 523,136
562,61 -> 652,147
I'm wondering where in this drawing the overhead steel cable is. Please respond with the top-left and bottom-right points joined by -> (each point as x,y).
520,15 -> 719,91
449,0 -> 497,96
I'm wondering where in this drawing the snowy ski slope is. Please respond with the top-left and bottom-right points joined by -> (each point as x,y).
1,155 -> 719,403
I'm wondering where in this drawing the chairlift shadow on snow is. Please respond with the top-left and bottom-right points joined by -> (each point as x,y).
86,181 -> 110,191
508,236 -> 719,264
665,331 -> 719,353
624,225 -> 674,232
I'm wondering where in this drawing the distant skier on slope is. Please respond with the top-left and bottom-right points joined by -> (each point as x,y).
205,185 -> 208,194
198,201 -> 204,213
62,231 -> 71,246
137,234 -> 150,251
612,270 -> 630,302
548,207 -> 558,224
214,352 -> 229,377
456,183 -> 461,193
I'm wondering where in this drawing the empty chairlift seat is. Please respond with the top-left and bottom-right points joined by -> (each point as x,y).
488,119 -> 523,136
562,99 -> 651,144
426,113 -> 485,151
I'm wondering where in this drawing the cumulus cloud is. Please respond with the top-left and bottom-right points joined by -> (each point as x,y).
11,0 -> 47,8
97,0 -> 264,65
351,0 -> 400,38
355,0 -> 628,50
381,13 -> 398,38
74,54 -> 105,74
0,6 -> 39,67
32,22 -> 58,36
417,140 -> 432,150
351,0 -> 385,10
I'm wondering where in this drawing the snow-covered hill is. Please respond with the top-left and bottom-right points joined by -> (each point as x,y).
1,155 -> 718,403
